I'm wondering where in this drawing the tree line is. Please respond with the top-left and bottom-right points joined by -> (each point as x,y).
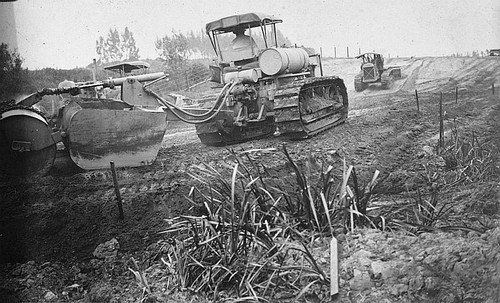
94,26 -> 292,93
0,27 -> 292,100
95,27 -> 292,66
0,43 -> 31,100
0,43 -> 99,101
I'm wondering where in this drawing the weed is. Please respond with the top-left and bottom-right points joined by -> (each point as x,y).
390,127 -> 496,234
441,126 -> 497,185
153,146 -> 384,300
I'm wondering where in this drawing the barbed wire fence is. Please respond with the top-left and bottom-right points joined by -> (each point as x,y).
146,62 -> 217,107
316,46 -> 494,59
151,64 -> 211,95
410,82 -> 497,154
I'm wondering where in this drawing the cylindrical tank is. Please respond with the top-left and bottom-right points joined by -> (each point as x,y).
223,68 -> 261,84
0,109 -> 57,177
259,47 -> 310,76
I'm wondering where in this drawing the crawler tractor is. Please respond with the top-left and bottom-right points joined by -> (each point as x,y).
155,12 -> 348,146
354,52 -> 401,92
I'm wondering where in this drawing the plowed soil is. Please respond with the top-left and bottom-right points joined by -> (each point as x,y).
1,56 -> 499,302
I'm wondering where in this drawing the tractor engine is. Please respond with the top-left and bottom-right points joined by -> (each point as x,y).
229,83 -> 261,124
230,85 -> 257,104
362,63 -> 378,82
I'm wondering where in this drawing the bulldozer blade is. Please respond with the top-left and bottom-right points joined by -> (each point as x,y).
64,108 -> 167,170
15,92 -> 42,107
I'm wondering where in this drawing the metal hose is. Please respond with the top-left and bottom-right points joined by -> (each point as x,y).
161,81 -> 232,118
147,81 -> 237,124
145,81 -> 233,118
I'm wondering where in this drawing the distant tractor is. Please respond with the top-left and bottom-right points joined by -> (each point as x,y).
489,49 -> 500,56
354,53 -> 401,92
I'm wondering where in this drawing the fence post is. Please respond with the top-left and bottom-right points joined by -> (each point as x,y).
347,46 -> 349,58
415,89 -> 420,113
110,161 -> 124,220
455,87 -> 458,103
493,83 -> 495,95
334,46 -> 336,58
439,92 -> 444,151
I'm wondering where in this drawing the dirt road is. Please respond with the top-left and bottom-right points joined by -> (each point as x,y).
1,56 -> 499,261
1,56 -> 499,302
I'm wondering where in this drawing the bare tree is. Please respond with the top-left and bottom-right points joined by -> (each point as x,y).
96,27 -> 140,64
155,31 -> 188,69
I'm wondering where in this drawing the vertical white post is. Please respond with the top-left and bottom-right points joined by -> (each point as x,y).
330,237 -> 339,296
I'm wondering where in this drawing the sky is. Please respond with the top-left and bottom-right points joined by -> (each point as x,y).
1,0 -> 499,69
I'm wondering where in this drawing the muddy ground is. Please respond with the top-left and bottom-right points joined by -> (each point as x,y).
1,56 -> 500,302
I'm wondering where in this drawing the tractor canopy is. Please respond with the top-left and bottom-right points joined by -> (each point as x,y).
356,53 -> 383,59
205,12 -> 282,34
104,61 -> 151,75
205,13 -> 283,62
356,53 -> 383,64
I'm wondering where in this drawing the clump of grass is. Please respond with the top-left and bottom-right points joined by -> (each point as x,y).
148,138 -> 493,299
389,164 -> 456,234
441,126 -> 497,185
151,146 -> 384,300
282,146 -> 383,234
158,163 -> 322,300
128,257 -> 152,301
389,127 -> 496,235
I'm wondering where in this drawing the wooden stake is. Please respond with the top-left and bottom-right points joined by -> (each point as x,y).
415,89 -> 420,112
185,72 -> 190,91
330,237 -> 339,296
319,55 -> 324,77
455,87 -> 458,103
493,83 -> 495,95
439,92 -> 444,151
350,203 -> 354,233
110,161 -> 124,220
